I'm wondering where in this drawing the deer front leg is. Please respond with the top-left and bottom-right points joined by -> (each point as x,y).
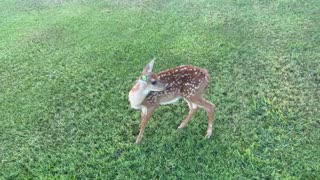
136,106 -> 157,144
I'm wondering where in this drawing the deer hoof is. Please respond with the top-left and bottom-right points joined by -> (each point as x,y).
205,129 -> 212,139
135,138 -> 142,144
177,124 -> 186,129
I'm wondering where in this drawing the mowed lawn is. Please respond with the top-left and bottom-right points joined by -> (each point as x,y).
0,0 -> 319,178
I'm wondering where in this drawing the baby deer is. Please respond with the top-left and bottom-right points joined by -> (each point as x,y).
129,59 -> 216,143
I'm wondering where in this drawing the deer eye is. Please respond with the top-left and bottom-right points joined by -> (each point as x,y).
151,80 -> 157,85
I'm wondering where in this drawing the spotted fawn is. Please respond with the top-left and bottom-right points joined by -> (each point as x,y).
129,59 -> 216,143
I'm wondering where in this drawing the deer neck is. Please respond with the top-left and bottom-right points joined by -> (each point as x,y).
129,80 -> 149,109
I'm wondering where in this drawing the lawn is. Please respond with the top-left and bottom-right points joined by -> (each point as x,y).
0,0 -> 319,179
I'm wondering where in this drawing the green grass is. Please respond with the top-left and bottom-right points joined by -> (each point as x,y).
1,0 -> 319,178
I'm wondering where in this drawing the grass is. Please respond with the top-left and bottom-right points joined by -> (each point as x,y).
0,0 -> 319,179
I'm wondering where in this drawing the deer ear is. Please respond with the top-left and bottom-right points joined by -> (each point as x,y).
143,59 -> 155,74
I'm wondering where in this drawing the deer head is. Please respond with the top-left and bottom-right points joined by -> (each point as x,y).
129,59 -> 166,109
138,59 -> 167,92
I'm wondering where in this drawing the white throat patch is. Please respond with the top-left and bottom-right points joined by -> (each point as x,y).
129,81 -> 150,109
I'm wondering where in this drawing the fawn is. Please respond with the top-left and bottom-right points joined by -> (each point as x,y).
129,59 -> 216,143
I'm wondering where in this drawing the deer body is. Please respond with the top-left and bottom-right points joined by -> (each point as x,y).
129,60 -> 216,143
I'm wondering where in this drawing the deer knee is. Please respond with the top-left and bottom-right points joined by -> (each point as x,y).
211,103 -> 216,111
204,101 -> 215,112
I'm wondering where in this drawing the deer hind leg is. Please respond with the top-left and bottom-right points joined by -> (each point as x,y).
178,98 -> 198,129
136,106 -> 157,144
187,96 -> 216,138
